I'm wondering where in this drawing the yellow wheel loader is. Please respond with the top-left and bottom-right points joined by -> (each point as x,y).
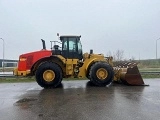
14,35 -> 145,88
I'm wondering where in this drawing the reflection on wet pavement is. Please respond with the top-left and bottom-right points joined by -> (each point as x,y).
0,79 -> 160,120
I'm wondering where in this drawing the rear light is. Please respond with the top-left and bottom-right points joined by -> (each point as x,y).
19,57 -> 27,61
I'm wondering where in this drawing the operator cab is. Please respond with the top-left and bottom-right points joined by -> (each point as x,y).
60,35 -> 83,60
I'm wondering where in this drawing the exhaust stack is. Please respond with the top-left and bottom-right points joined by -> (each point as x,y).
41,39 -> 46,50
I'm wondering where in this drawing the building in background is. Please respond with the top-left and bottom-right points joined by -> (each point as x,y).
0,59 -> 18,68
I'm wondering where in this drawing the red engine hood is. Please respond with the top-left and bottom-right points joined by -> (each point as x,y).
18,50 -> 52,71
20,50 -> 52,58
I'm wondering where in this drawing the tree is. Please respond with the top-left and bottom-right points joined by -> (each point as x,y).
106,51 -> 112,57
115,49 -> 124,61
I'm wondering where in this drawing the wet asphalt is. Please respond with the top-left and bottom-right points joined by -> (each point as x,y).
0,79 -> 160,120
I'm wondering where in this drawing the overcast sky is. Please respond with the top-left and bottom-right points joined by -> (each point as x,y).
0,0 -> 160,60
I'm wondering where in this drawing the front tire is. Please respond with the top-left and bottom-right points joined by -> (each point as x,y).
35,62 -> 62,88
89,62 -> 114,86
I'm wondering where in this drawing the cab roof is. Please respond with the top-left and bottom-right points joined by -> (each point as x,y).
60,35 -> 81,38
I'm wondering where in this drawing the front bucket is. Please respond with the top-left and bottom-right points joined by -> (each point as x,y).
116,62 -> 145,86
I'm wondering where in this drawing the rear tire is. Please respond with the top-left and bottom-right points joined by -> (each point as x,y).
89,62 -> 114,86
35,62 -> 62,88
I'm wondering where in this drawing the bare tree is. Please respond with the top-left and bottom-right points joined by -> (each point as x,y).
106,51 -> 112,57
131,56 -> 135,61
115,49 -> 124,61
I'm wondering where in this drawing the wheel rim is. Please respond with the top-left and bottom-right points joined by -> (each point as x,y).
43,70 -> 55,82
96,68 -> 108,80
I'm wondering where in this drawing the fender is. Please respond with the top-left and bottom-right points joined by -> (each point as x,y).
85,58 -> 107,71
31,55 -> 65,75
78,57 -> 108,78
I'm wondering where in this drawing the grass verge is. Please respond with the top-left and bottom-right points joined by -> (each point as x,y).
141,74 -> 160,79
0,75 -> 159,83
0,77 -> 35,83
0,77 -> 87,83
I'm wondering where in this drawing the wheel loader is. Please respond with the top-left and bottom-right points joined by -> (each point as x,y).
14,35 -> 145,88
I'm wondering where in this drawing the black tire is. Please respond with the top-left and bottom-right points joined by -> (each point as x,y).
35,62 -> 62,88
89,62 -> 114,86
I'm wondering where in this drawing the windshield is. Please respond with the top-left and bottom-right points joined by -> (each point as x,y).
68,38 -> 76,52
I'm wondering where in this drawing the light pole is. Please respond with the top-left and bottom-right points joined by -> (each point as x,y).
0,38 -> 4,72
156,38 -> 160,59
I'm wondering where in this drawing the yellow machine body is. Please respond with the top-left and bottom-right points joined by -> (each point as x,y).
14,35 -> 145,88
49,53 -> 110,79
